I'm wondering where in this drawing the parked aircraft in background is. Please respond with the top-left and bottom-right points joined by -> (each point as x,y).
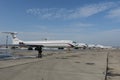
74,43 -> 88,49
88,44 -> 96,49
95,44 -> 112,49
88,44 -> 112,49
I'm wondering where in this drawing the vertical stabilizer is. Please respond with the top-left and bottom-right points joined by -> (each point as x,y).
2,32 -> 23,44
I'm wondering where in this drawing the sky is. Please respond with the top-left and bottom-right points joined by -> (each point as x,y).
0,0 -> 120,46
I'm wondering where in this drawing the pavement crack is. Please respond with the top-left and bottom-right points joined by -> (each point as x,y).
105,52 -> 109,80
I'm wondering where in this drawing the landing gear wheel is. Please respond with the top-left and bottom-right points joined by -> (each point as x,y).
36,46 -> 43,58
38,52 -> 42,58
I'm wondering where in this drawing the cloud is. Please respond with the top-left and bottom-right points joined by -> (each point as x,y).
26,8 -> 69,19
107,8 -> 120,18
26,2 -> 115,20
71,22 -> 93,27
69,2 -> 115,18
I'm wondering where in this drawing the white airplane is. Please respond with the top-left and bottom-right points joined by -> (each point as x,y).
2,32 -> 76,49
88,44 -> 96,49
88,44 -> 112,49
2,32 -> 76,58
75,43 -> 88,49
95,44 -> 112,49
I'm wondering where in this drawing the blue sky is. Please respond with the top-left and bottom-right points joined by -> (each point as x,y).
0,0 -> 120,46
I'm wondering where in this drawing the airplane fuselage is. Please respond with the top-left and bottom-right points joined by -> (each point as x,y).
21,40 -> 75,48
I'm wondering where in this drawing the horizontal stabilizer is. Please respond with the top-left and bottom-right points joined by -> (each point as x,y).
2,32 -> 18,34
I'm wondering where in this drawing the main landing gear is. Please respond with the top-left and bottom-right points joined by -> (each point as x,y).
36,46 -> 43,58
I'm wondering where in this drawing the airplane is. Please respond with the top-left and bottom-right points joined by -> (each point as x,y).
74,43 -> 88,49
88,44 -> 96,49
88,44 -> 112,49
2,32 -> 76,58
95,44 -> 112,49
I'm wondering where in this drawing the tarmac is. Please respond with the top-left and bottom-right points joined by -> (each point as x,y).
0,49 -> 120,80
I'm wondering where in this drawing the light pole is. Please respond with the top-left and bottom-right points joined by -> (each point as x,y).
6,35 -> 8,48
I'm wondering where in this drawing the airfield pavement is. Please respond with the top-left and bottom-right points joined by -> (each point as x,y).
0,49 -> 120,80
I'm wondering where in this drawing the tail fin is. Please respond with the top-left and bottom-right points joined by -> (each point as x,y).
2,32 -> 23,44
